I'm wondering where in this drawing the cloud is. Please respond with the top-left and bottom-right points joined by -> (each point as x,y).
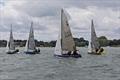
0,0 -> 120,41
67,6 -> 120,39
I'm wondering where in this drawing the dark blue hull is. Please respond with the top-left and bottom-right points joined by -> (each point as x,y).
24,51 -> 40,54
54,54 -> 82,58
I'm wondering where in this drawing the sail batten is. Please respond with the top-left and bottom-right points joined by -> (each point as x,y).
61,9 -> 76,51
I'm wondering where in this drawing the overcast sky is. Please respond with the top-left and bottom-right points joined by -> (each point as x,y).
0,0 -> 120,41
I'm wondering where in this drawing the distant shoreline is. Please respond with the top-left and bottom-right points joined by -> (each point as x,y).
0,46 -> 120,48
0,36 -> 120,47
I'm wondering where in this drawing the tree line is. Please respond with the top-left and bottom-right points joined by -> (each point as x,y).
0,36 -> 120,47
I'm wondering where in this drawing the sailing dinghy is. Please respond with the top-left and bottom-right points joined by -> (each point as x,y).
54,9 -> 82,58
88,20 -> 104,55
24,22 -> 40,54
6,25 -> 19,54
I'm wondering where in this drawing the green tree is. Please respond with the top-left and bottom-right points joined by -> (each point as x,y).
98,36 -> 109,47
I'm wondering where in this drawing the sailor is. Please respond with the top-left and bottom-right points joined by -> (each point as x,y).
73,50 -> 78,55
16,49 -> 19,53
34,49 -> 37,53
67,51 -> 71,55
95,48 -> 99,53
99,48 -> 104,53
76,50 -> 79,54
37,48 -> 40,52
71,51 -> 74,55
62,51 -> 68,54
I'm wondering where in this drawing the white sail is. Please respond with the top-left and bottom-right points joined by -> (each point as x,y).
61,9 -> 76,51
6,40 -> 9,50
25,37 -> 28,51
26,22 -> 36,51
88,39 -> 92,53
54,28 -> 62,55
88,21 -> 92,53
8,25 -> 15,51
90,20 -> 100,52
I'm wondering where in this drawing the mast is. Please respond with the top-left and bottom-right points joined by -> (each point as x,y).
61,9 -> 63,51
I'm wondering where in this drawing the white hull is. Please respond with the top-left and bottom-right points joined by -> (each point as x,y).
6,49 -> 19,54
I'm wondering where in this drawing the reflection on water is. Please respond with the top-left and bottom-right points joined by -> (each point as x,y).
0,47 -> 120,80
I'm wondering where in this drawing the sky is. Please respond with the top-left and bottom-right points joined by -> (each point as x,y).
0,0 -> 120,41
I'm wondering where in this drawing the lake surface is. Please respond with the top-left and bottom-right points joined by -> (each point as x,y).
0,47 -> 120,80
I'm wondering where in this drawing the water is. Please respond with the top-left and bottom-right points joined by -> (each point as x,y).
0,47 -> 120,80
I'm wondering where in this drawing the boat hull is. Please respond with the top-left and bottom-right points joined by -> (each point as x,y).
88,52 -> 102,55
54,54 -> 82,58
6,49 -> 19,54
24,50 -> 40,54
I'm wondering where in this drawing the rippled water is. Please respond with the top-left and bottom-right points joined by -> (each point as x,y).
0,47 -> 120,80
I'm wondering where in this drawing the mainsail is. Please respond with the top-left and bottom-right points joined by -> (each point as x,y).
8,25 -> 15,50
26,22 -> 36,51
90,20 -> 100,51
61,9 -> 76,51
55,9 -> 76,55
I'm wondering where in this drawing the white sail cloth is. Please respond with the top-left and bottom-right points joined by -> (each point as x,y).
8,25 -> 15,51
25,22 -> 36,51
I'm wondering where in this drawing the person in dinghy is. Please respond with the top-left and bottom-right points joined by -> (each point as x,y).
24,22 -> 40,54
64,47 -> 81,58
54,9 -> 82,58
89,47 -> 104,55
6,25 -> 19,54
96,47 -> 104,55
56,48 -> 82,58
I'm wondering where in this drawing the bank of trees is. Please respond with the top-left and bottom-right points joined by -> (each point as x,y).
98,36 -> 120,47
0,36 -> 120,47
